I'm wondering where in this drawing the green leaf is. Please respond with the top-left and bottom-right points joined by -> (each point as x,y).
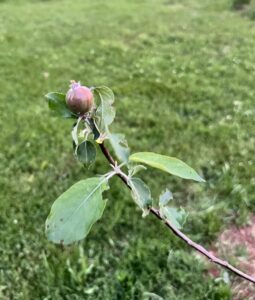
76,141 -> 96,166
159,206 -> 187,229
159,188 -> 173,206
45,177 -> 108,245
94,86 -> 115,132
109,133 -> 130,163
86,118 -> 100,141
130,152 -> 205,182
45,92 -> 77,119
128,164 -> 147,177
159,188 -> 187,229
129,177 -> 152,216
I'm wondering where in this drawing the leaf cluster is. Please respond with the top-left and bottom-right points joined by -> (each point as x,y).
45,85 -> 205,245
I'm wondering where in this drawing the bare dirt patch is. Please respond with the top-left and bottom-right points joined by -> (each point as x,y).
209,215 -> 255,300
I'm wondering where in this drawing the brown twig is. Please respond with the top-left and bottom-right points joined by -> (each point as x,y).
98,141 -> 255,285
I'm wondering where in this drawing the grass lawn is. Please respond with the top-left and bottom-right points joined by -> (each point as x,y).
0,0 -> 254,299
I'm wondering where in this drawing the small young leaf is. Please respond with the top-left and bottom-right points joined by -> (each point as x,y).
45,92 -> 77,118
129,177 -> 152,216
160,206 -> 187,229
76,141 -> 96,166
159,188 -> 173,206
109,133 -> 130,163
128,164 -> 147,177
45,177 -> 108,245
94,86 -> 115,133
130,152 -> 205,182
86,118 -> 100,141
159,188 -> 187,229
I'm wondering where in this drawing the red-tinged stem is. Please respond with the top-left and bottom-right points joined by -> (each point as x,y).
149,207 -> 255,284
98,141 -> 255,285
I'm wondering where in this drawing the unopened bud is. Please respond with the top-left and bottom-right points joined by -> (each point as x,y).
66,80 -> 94,115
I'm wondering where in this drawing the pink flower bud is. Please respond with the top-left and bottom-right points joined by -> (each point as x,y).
66,80 -> 94,115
